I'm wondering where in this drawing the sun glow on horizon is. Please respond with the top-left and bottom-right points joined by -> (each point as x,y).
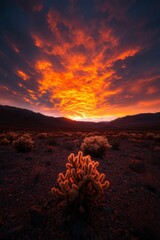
69,115 -> 117,122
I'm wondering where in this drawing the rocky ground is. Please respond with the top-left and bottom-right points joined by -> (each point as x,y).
0,130 -> 160,240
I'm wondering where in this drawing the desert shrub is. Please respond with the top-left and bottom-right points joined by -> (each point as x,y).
118,132 -> 129,139
0,137 -> 10,145
37,133 -> 48,139
81,135 -> 111,158
146,133 -> 155,140
154,135 -> 160,142
13,134 -> 34,152
51,151 -> 109,212
6,131 -> 19,143
129,133 -> 137,139
0,133 -> 6,139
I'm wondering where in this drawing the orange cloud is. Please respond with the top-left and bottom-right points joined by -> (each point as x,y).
17,70 -> 30,81
29,10 -> 144,120
11,43 -> 20,53
34,56 -> 119,120
117,48 -> 140,60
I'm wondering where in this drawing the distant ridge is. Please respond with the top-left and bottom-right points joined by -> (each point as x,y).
0,105 -> 104,130
0,105 -> 160,130
106,112 -> 160,130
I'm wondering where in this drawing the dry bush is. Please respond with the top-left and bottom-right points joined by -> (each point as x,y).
0,137 -> 10,145
51,151 -> 109,212
154,135 -> 160,142
6,131 -> 19,143
118,132 -> 129,140
0,133 -> 6,139
81,135 -> 111,158
37,133 -> 48,139
146,133 -> 155,140
13,134 -> 34,152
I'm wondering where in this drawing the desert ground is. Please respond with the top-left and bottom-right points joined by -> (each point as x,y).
0,130 -> 160,240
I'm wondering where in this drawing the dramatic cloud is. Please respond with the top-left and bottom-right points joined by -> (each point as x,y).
0,0 -> 160,121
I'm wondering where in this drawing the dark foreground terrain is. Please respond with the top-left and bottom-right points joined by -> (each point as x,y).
1,130 -> 160,240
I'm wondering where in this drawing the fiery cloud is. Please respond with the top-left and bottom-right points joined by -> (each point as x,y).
17,70 -> 30,81
0,0 -> 160,121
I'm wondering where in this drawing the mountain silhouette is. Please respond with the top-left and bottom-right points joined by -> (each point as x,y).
0,105 -> 159,130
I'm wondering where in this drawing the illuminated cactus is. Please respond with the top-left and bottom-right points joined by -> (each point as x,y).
51,151 -> 109,209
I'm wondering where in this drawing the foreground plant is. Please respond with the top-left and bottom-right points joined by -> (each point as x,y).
81,135 -> 111,158
51,151 -> 109,212
13,134 -> 34,152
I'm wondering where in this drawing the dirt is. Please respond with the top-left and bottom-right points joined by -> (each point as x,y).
0,131 -> 160,240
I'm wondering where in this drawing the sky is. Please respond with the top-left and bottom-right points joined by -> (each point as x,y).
0,0 -> 160,122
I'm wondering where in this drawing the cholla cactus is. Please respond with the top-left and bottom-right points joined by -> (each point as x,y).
51,151 -> 109,210
81,135 -> 111,158
13,134 -> 34,152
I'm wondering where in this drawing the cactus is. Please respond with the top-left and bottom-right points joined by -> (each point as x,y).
51,151 -> 109,211
81,135 -> 111,158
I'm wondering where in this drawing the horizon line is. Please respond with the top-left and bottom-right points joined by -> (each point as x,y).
0,104 -> 159,123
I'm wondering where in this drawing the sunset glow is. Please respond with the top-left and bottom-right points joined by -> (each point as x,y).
17,70 -> 30,81
0,1 -> 160,121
